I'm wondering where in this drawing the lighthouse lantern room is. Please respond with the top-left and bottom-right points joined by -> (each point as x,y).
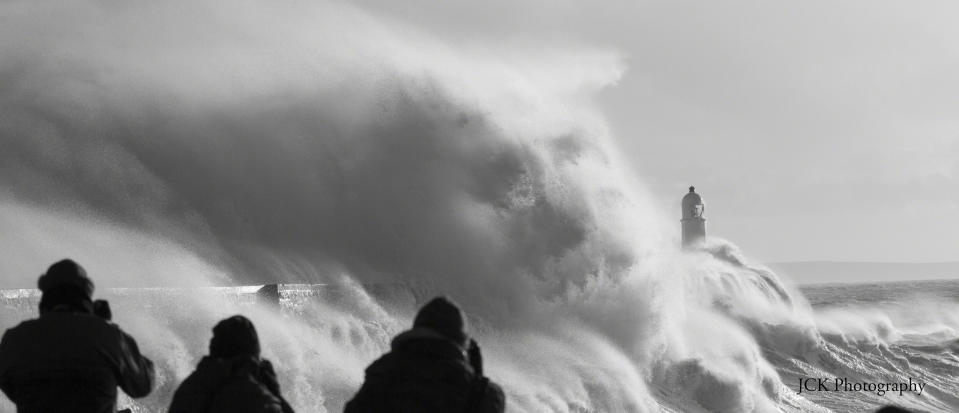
681,186 -> 706,247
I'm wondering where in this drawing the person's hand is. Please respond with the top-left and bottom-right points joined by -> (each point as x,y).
468,339 -> 483,376
93,299 -> 112,321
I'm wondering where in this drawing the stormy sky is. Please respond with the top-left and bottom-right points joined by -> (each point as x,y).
352,0 -> 959,263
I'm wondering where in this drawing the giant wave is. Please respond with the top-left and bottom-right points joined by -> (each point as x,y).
1,0 -> 957,412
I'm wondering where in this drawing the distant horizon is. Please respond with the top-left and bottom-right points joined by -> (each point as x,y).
769,259 -> 959,265
765,260 -> 959,285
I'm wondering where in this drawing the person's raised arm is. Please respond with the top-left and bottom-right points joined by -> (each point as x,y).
115,329 -> 155,398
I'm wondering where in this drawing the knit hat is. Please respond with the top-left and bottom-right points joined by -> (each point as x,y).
413,296 -> 468,346
38,259 -> 94,299
209,315 -> 261,359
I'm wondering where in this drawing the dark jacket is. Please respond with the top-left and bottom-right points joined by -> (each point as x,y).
169,356 -> 294,413
0,310 -> 155,413
344,328 -> 505,413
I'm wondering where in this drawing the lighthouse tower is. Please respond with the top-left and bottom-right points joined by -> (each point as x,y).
681,186 -> 706,247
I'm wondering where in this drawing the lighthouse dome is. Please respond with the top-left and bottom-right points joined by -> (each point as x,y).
682,186 -> 704,219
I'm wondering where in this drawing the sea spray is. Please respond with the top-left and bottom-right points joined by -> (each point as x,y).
4,0 -> 957,412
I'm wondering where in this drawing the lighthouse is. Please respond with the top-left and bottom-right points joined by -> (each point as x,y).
681,186 -> 706,247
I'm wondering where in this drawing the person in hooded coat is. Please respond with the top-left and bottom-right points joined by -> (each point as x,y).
169,315 -> 295,413
875,407 -> 912,413
0,259 -> 155,413
344,296 -> 506,413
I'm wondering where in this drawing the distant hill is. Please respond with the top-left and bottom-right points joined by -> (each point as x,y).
766,261 -> 959,285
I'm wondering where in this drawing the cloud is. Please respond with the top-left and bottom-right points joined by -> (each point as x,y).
0,0 -> 634,308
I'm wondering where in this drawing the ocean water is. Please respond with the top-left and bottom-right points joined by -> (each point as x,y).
802,279 -> 959,308
790,280 -> 959,412
3,275 -> 958,412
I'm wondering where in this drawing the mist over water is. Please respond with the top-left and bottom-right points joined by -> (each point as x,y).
2,1 -> 958,412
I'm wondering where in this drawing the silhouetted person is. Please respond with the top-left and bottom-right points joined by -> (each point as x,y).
169,315 -> 294,413
875,406 -> 912,413
345,296 -> 506,413
0,259 -> 155,413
